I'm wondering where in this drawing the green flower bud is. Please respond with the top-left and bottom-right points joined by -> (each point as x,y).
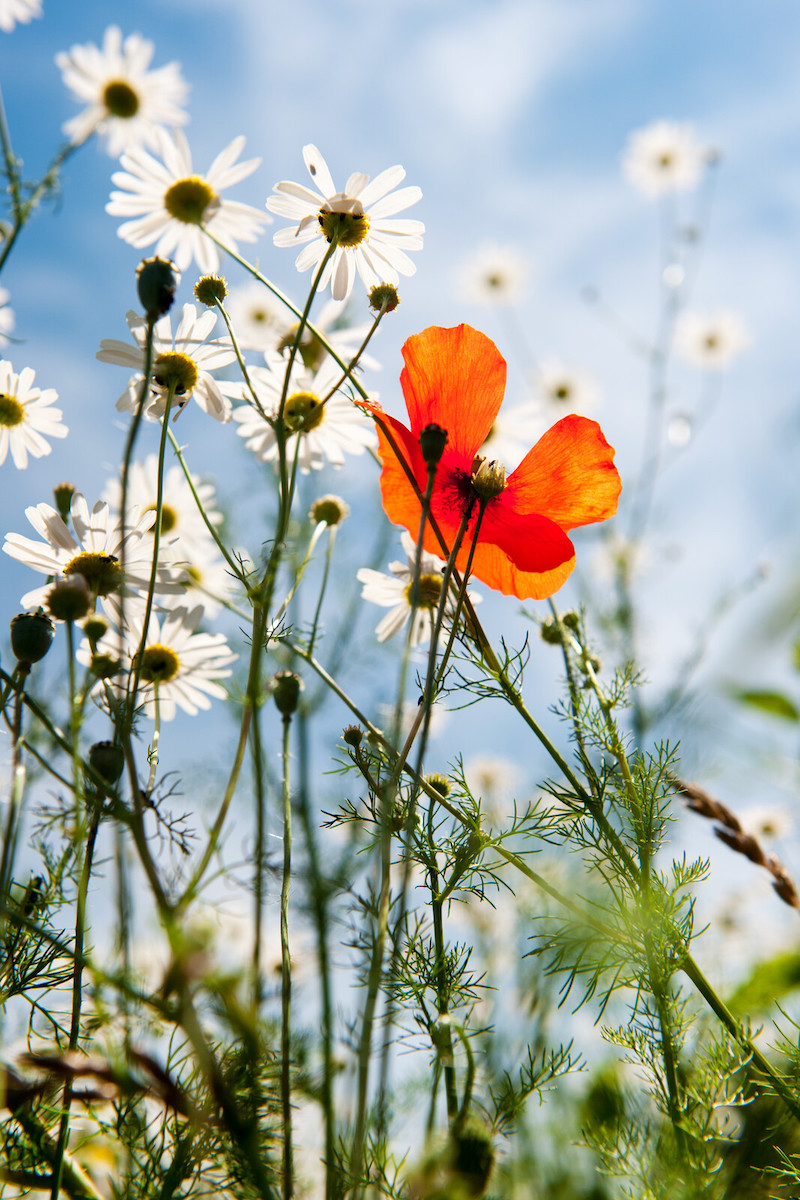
368,283 -> 400,313
87,741 -> 125,787
136,256 -> 180,318
271,670 -> 303,717
194,274 -> 228,306
310,495 -> 349,527
419,423 -> 448,468
46,575 -> 92,622
10,612 -> 55,666
342,724 -> 363,747
53,482 -> 75,524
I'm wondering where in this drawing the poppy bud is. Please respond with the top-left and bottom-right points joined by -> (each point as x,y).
419,423 -> 448,468
88,741 -> 125,787
136,256 -> 180,318
271,670 -> 303,717
10,612 -> 54,666
53,482 -> 75,524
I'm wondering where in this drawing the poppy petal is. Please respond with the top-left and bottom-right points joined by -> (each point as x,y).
459,536 -> 576,600
374,413 -> 428,532
508,415 -> 621,530
400,325 -> 507,457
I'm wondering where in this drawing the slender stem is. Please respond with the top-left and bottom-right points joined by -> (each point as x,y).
280,713 -> 294,1200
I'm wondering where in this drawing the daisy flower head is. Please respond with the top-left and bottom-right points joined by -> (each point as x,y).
268,144 -> 424,302
0,359 -> 68,470
0,0 -> 41,32
368,325 -> 621,601
622,119 -> 708,197
0,286 -> 14,342
230,352 -> 376,474
81,606 -> 236,721
357,531 -> 480,646
103,454 -> 223,558
459,244 -> 529,307
56,26 -> 189,158
535,360 -> 600,416
674,309 -> 751,369
107,128 -> 271,274
97,303 -> 237,422
3,492 -> 184,622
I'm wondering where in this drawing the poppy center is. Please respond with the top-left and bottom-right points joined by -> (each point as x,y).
164,176 -> 219,225
284,391 -> 325,433
153,352 -> 198,396
0,393 -> 24,427
404,572 -> 442,610
140,644 -> 180,684
102,79 -> 140,118
63,552 -> 123,598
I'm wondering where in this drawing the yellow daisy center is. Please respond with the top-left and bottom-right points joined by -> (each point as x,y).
63,552 -> 123,598
404,572 -> 442,609
0,393 -> 25,427
553,383 -> 572,401
144,503 -> 178,534
153,352 -> 198,396
284,391 -> 325,433
102,79 -> 140,119
164,176 -> 218,225
318,207 -> 370,248
140,644 -> 180,684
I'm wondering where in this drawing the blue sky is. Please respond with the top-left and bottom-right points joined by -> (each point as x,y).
2,0 -> 799,818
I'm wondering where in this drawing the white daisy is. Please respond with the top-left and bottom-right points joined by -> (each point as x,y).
55,26 -> 189,158
621,119 -> 708,197
3,491 -> 183,622
97,303 -> 237,422
458,244 -> 529,307
535,359 -> 599,415
0,358 -> 68,469
229,352 -> 376,473
158,547 -> 237,621
0,0 -> 41,32
107,128 -> 270,274
357,531 -> 480,646
0,286 -> 14,342
267,143 -> 424,302
81,606 -> 236,721
103,454 -> 223,557
674,310 -> 751,369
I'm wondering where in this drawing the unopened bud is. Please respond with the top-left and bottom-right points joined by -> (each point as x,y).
88,741 -> 125,787
10,612 -> 55,666
53,482 -> 75,524
343,724 -> 363,748
46,575 -> 92,622
194,274 -> 227,306
419,423 -> 448,469
271,670 -> 303,717
470,455 -> 506,501
368,283 -> 400,313
310,495 -> 349,527
136,257 -> 180,318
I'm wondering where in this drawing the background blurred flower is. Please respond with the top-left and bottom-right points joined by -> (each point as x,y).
56,25 -> 189,157
535,359 -> 600,416
675,309 -> 751,369
0,0 -> 41,32
622,118 -> 708,196
458,244 -> 529,307
0,286 -> 14,343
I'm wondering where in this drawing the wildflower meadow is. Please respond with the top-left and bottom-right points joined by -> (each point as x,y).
2,3 -> 800,1198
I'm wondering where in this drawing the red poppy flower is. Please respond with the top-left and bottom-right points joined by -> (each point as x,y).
369,324 -> 621,600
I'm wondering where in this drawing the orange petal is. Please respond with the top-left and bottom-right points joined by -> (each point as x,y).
375,413 -> 428,533
508,415 -> 622,530
400,325 -> 507,458
459,537 -> 576,600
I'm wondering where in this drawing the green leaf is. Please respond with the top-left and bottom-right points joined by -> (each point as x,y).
732,689 -> 800,721
728,952 -> 800,1016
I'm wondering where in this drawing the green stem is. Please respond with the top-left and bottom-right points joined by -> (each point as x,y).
280,713 -> 294,1200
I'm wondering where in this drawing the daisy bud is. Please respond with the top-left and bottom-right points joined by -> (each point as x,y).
10,612 -> 55,666
194,274 -> 228,307
271,670 -> 303,718
419,423 -> 448,468
90,653 -> 123,680
82,616 -> 109,645
426,773 -> 451,798
470,455 -> 506,501
562,610 -> 581,631
342,724 -> 363,747
87,741 -> 125,788
310,495 -> 349,527
53,482 -> 75,524
136,256 -> 180,319
46,575 -> 92,622
369,283 -> 400,313
539,618 -> 563,646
